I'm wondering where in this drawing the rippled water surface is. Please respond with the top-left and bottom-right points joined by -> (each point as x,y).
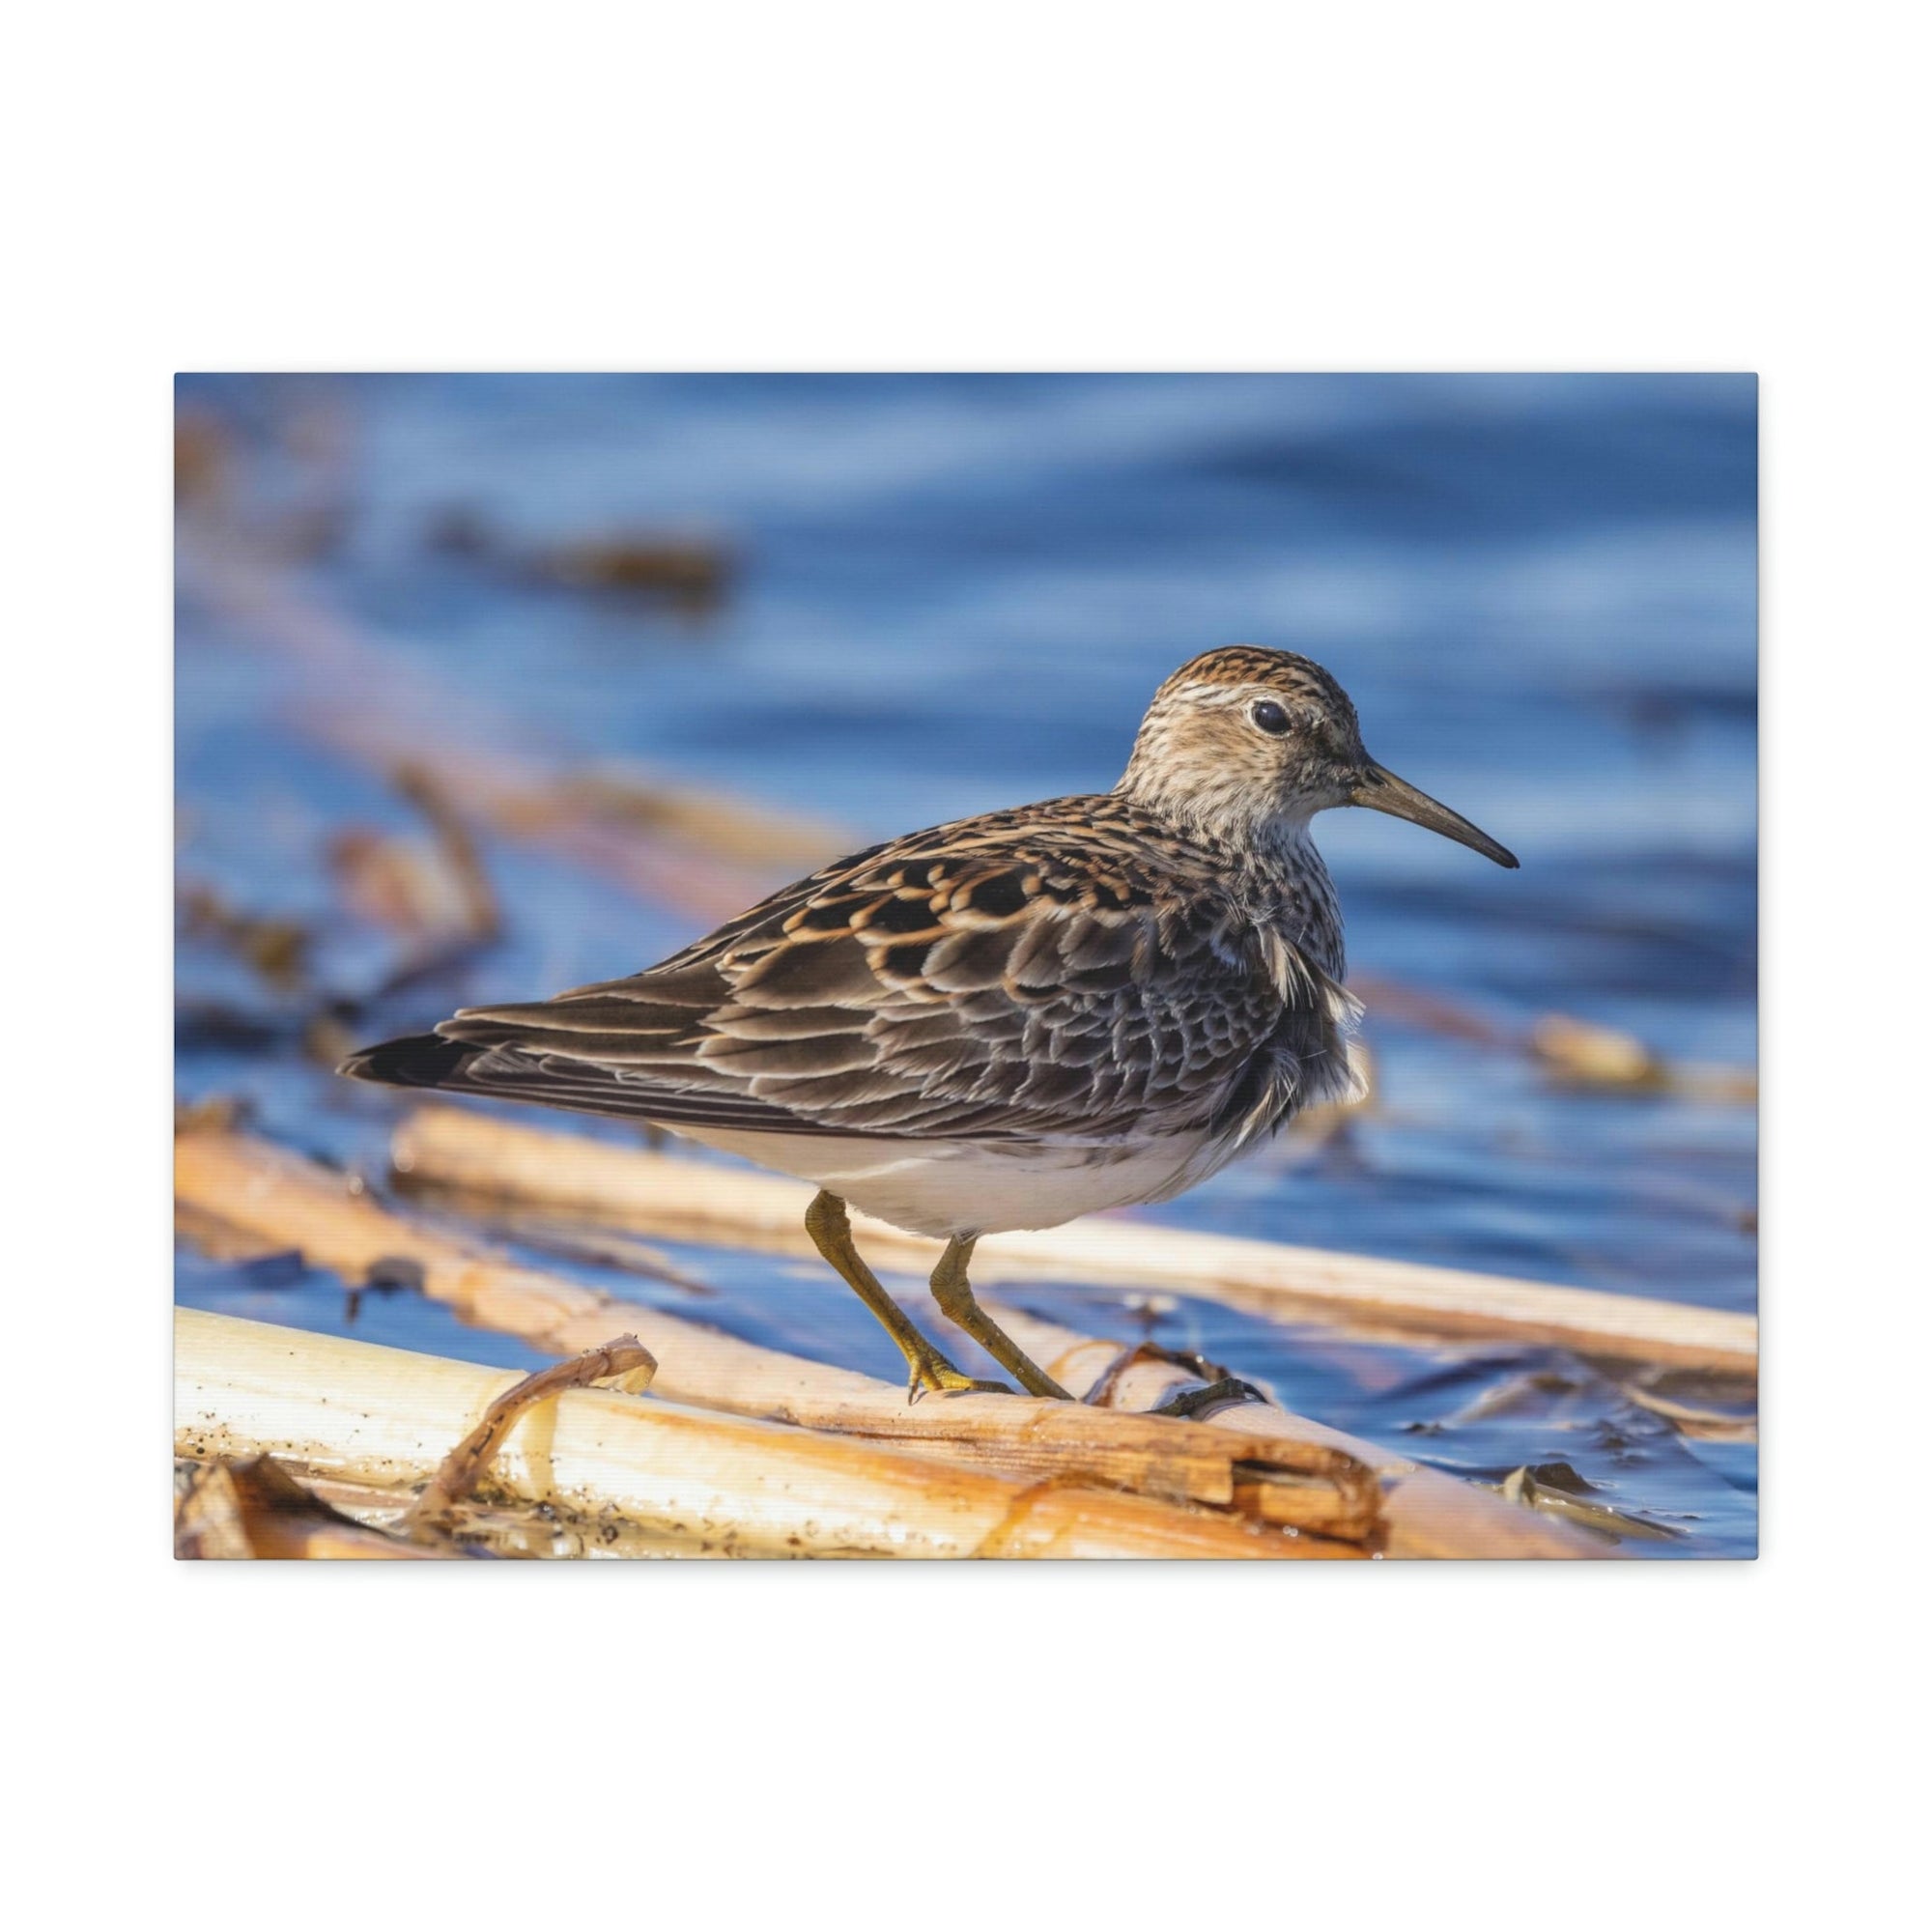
175,373 -> 1757,1556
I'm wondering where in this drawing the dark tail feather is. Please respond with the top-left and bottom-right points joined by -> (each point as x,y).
337,1032 -> 480,1091
338,1027 -> 833,1136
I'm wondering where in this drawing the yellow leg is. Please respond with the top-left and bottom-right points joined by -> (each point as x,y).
928,1236 -> 1072,1401
803,1191 -> 1010,1402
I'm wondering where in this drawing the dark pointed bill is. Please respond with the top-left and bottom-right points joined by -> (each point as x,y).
1349,763 -> 1520,868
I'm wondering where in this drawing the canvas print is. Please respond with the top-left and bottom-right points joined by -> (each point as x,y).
174,373 -> 1757,1559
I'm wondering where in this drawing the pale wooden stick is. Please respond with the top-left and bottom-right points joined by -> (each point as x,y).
391,1105 -> 1758,1378
176,1127 -> 1596,1555
175,1309 -> 1342,1560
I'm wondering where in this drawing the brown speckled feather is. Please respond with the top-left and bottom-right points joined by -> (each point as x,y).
432,791 -> 1358,1146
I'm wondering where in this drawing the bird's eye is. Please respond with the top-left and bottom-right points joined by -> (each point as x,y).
1250,699 -> 1291,736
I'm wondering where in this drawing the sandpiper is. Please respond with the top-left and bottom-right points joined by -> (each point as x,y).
343,646 -> 1517,1401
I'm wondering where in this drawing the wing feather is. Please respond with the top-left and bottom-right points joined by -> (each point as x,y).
396,802 -> 1352,1144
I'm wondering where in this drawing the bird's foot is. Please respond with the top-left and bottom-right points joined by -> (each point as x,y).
905,1352 -> 1014,1404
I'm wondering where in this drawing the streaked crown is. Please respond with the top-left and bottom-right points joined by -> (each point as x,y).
1116,644 -> 1519,870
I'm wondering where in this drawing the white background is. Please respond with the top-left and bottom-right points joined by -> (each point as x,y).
7,3 -> 1922,1924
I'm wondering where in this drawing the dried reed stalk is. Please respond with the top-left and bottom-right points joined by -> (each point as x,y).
976,1310 -> 1592,1559
175,1128 -> 1377,1539
175,1309 -> 1340,1559
175,1126 -> 1596,1555
390,1106 -> 1757,1378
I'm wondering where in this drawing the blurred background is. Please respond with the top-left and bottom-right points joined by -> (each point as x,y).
175,372 -> 1757,1554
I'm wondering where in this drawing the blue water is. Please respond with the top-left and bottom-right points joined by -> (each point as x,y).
175,373 -> 1757,1555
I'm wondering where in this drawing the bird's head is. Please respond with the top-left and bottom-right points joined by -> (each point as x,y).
1117,644 -> 1519,867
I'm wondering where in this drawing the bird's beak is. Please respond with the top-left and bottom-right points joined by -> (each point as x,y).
1349,763 -> 1520,868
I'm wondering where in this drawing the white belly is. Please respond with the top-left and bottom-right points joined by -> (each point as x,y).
668,1125 -> 1244,1239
